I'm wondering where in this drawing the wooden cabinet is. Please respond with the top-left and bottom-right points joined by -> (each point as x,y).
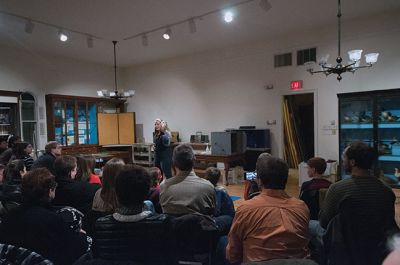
46,94 -> 125,154
98,112 -> 136,145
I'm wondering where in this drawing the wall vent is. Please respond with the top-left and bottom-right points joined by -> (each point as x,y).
297,47 -> 316,65
274,52 -> 292,67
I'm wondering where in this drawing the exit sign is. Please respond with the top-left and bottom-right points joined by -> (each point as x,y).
290,80 -> 303,90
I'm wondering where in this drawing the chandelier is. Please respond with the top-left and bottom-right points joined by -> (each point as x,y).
305,0 -> 379,81
97,41 -> 135,99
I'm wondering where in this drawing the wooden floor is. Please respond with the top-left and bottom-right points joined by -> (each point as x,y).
224,169 -> 400,227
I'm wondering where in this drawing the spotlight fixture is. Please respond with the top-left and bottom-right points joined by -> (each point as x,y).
223,10 -> 234,23
86,36 -> 94,48
24,20 -> 34,34
305,0 -> 379,81
163,27 -> 172,40
142,33 -> 148,46
259,0 -> 272,12
96,41 -> 135,100
188,18 -> 197,33
58,30 -> 68,42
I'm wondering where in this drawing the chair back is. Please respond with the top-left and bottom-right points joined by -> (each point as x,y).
171,213 -> 219,265
323,198 -> 398,265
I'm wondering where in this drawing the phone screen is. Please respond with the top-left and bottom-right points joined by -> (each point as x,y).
245,172 -> 257,181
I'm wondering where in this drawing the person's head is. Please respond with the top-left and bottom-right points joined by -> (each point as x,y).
306,157 -> 327,178
148,167 -> 162,187
173,143 -> 194,171
343,141 -> 376,172
100,157 -> 125,210
54,155 -> 77,179
205,167 -> 221,187
0,164 -> 5,184
256,153 -> 288,190
45,141 -> 62,156
115,164 -> 150,208
5,159 -> 26,184
75,156 -> 96,182
13,142 -> 32,158
154,118 -> 162,133
160,120 -> 169,133
21,168 -> 57,205
7,135 -> 21,148
0,137 -> 8,150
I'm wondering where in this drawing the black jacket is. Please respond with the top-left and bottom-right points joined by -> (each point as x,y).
31,153 -> 57,175
0,203 -> 88,265
53,176 -> 99,215
93,213 -> 172,264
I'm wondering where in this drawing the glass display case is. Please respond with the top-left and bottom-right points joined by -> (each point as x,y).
338,89 -> 400,187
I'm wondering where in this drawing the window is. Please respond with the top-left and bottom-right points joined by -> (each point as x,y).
297,48 -> 317,65
20,93 -> 36,145
274,52 -> 292,67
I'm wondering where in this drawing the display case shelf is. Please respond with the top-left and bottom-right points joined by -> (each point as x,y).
378,155 -> 400,162
341,124 -> 373,129
378,123 -> 400,128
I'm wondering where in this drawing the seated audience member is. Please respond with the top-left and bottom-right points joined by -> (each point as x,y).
226,154 -> 310,264
52,155 -> 99,214
14,142 -> 34,171
76,156 -> 101,186
319,141 -> 398,265
92,158 -> 125,213
146,167 -> 162,213
0,168 -> 88,265
31,141 -> 62,175
93,164 -> 172,264
2,159 -> 26,203
0,137 -> 8,155
299,157 -> 331,220
0,163 -> 5,187
205,167 -> 235,235
160,143 -> 215,216
0,135 -> 21,165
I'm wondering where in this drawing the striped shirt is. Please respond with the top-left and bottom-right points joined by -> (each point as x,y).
319,175 -> 396,228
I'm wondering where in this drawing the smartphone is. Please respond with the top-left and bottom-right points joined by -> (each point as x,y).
244,171 -> 257,181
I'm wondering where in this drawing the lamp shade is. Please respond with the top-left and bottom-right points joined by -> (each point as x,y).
365,53 -> 379,64
348,49 -> 363,62
318,54 -> 330,65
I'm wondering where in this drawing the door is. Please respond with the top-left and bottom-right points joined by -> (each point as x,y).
283,93 -> 314,168
98,113 -> 119,145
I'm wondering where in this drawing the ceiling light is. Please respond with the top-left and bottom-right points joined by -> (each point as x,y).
223,10 -> 234,23
142,33 -> 148,46
24,20 -> 34,34
259,0 -> 272,12
163,27 -> 171,40
97,41 -> 135,100
58,30 -> 68,42
86,36 -> 94,48
306,0 -> 379,81
188,18 -> 197,33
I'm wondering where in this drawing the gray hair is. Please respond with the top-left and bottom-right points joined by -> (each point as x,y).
173,143 -> 194,171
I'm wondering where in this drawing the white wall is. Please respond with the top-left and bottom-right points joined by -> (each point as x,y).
123,9 -> 400,160
0,45 -> 114,149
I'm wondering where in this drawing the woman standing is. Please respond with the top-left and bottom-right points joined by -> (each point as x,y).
153,118 -> 172,179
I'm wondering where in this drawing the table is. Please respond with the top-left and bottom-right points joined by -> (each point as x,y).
194,152 -> 245,185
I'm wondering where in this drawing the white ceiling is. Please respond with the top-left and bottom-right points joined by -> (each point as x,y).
0,0 -> 399,67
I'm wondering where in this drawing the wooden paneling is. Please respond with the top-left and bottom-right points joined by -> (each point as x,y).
118,112 -> 135,144
98,113 -> 119,145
